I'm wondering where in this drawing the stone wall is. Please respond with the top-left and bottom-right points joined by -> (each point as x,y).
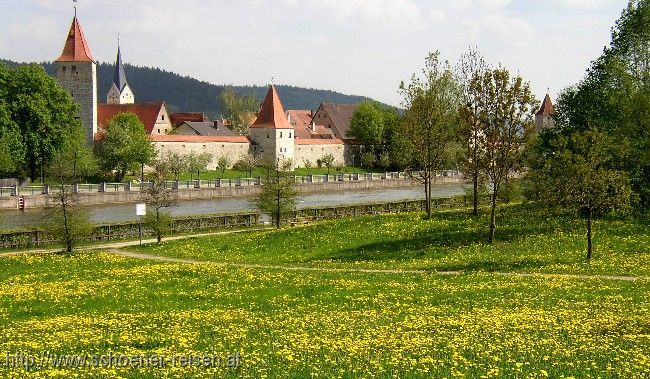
0,177 -> 463,209
55,61 -> 97,145
154,140 -> 251,169
294,142 -> 348,167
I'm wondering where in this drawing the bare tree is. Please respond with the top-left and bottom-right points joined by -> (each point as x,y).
44,137 -> 93,253
255,158 -> 298,229
456,47 -> 490,216
143,160 -> 178,243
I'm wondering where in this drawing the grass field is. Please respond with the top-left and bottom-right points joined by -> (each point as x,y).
137,204 -> 650,277
1,204 -> 649,378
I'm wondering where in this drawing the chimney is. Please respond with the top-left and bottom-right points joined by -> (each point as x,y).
310,121 -> 316,132
310,109 -> 315,117
213,120 -> 219,130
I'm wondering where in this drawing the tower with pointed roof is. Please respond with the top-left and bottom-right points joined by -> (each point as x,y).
249,86 -> 295,166
535,94 -> 555,132
54,15 -> 97,145
106,44 -> 134,105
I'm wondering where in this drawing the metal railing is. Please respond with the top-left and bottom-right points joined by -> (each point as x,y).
0,170 -> 462,198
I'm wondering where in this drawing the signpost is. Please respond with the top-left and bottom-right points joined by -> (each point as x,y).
136,203 -> 146,245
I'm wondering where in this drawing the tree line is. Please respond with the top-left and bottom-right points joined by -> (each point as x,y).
345,0 -> 648,258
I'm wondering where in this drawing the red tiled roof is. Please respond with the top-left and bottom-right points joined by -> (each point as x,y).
98,102 -> 165,134
55,17 -> 95,62
251,86 -> 293,129
536,94 -> 554,116
295,138 -> 344,145
169,112 -> 209,128
287,109 -> 337,140
150,134 -> 250,143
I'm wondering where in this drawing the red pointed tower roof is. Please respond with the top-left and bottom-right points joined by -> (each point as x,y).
251,86 -> 293,129
55,17 -> 95,62
536,94 -> 554,116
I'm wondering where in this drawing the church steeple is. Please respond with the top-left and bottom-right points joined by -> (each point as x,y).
113,44 -> 128,92
106,42 -> 134,104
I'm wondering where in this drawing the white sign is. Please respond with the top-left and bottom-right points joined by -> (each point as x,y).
136,203 -> 146,216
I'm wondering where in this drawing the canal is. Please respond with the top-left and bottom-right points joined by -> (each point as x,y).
0,183 -> 465,229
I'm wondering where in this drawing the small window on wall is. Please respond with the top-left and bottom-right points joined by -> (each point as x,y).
289,133 -> 292,138
267,134 -> 270,138
222,144 -> 225,148
72,65 -> 77,72
62,66 -> 67,72
157,129 -> 160,133
162,115 -> 165,121
280,132 -> 283,138
203,145 -> 207,149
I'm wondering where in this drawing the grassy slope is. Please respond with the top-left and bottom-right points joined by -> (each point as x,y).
137,203 -> 650,277
1,252 -> 649,378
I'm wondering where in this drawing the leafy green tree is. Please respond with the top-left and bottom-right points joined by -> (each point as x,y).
186,152 -> 213,180
158,151 -> 187,181
219,88 -> 259,135
478,67 -> 537,243
0,64 -> 23,176
96,112 -> 155,182
216,155 -> 231,174
5,64 -> 77,181
321,153 -> 335,175
348,102 -> 385,146
395,51 -> 460,218
553,0 -> 649,214
233,154 -> 257,178
526,129 -> 631,259
360,151 -> 376,168
255,158 -> 298,229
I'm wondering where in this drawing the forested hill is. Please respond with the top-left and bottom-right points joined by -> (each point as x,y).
1,59 -> 375,118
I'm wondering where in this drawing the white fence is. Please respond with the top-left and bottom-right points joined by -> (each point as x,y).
0,170 -> 462,198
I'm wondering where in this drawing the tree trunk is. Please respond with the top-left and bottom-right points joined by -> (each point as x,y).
488,183 -> 498,244
156,210 -> 162,243
586,205 -> 593,260
141,164 -> 145,183
427,174 -> 433,219
472,171 -> 479,216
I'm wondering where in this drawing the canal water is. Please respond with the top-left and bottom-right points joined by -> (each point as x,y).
0,183 -> 465,229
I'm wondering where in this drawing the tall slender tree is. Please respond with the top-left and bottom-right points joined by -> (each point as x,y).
478,67 -> 537,243
395,51 -> 460,218
456,47 -> 490,215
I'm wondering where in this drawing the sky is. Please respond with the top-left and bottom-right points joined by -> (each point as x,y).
0,0 -> 627,106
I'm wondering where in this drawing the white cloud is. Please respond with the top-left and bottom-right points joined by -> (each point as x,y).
479,0 -> 512,9
310,0 -> 422,28
482,13 -> 534,48
428,8 -> 447,23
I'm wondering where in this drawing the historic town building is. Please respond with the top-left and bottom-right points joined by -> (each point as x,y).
54,16 -> 98,145
535,94 -> 555,132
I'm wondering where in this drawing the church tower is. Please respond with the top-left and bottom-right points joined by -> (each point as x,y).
54,15 -> 98,145
106,44 -> 134,104
535,94 -> 555,132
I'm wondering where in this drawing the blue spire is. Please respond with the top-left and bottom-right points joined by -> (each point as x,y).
113,43 -> 128,91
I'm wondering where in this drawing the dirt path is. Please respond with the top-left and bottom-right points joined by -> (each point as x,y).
0,227 -> 270,257
1,227 -> 642,283
110,249 -> 642,282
